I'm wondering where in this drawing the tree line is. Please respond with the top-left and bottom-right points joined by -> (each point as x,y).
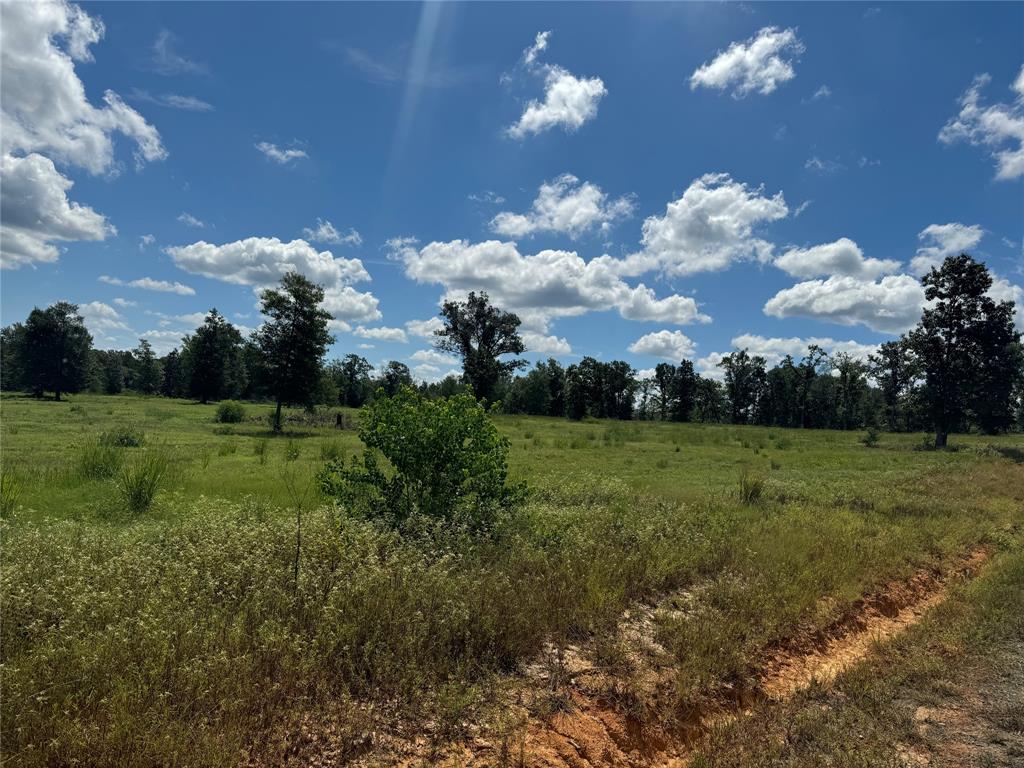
2,255 -> 1021,445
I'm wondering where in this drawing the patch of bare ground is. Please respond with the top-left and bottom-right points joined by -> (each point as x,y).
898,641 -> 1024,768
262,549 -> 993,767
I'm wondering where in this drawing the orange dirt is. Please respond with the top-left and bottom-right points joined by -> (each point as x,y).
428,548 -> 992,768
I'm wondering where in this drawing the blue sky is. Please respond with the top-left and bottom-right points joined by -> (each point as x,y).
2,1 -> 1022,381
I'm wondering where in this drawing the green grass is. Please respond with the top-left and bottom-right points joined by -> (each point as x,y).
1,392 -> 1023,766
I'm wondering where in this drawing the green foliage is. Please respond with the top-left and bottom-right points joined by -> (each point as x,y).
21,301 -> 93,400
738,465 -> 766,505
908,254 -> 1022,445
116,450 -> 169,514
861,426 -> 880,447
214,400 -> 246,423
319,387 -> 519,530
1,471 -> 21,516
435,291 -> 526,402
78,440 -> 124,480
253,438 -> 269,464
180,309 -> 247,404
99,425 -> 146,448
255,272 -> 333,431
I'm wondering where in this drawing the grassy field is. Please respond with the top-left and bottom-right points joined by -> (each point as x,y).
2,392 -> 1023,767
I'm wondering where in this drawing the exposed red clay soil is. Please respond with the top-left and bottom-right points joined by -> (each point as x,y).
428,548 -> 992,768
260,548 -> 991,767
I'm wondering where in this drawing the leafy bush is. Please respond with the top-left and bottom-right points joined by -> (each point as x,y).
117,451 -> 169,514
78,440 -> 124,480
1,471 -> 21,516
319,387 -> 519,530
99,425 -> 145,447
215,401 -> 246,424
861,426 -> 880,447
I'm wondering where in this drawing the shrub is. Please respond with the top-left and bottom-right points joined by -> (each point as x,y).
738,466 -> 765,505
117,450 -> 169,514
1,471 -> 21,516
78,440 -> 124,480
860,427 -> 880,447
318,387 -> 519,531
215,401 -> 246,424
99,425 -> 145,447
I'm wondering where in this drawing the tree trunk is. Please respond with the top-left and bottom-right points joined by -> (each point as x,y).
55,388 -> 61,402
934,430 -> 948,449
274,398 -> 283,433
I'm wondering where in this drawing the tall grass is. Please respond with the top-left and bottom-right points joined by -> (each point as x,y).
116,450 -> 169,514
1,471 -> 21,516
78,440 -> 124,480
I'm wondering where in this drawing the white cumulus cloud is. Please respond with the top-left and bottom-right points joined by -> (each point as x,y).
98,275 -> 195,295
302,218 -> 362,246
396,238 -> 711,334
774,238 -> 900,279
490,173 -> 633,239
0,1 -> 164,267
619,173 -> 788,277
939,68 -> 1024,181
165,236 -> 381,324
354,326 -> 408,343
628,330 -> 696,360
1,153 -> 113,268
690,26 -> 804,98
911,223 -> 985,275
763,274 -> 925,333
507,31 -> 606,139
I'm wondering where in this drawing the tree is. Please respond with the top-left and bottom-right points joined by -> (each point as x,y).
21,302 -> 92,400
869,340 -> 917,432
181,309 -> 247,404
254,272 -> 334,432
161,349 -> 186,398
0,323 -> 26,391
378,361 -> 413,397
693,377 -> 727,423
653,363 -> 675,420
133,339 -> 161,395
719,348 -> 766,424
96,350 -> 124,394
564,364 -> 588,420
907,254 -> 1020,446
669,360 -> 698,422
832,353 -> 870,430
435,291 -> 526,402
335,354 -> 374,407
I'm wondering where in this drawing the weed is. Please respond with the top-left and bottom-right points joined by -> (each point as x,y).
284,440 -> 301,462
217,442 -> 237,457
253,438 -> 269,464
99,425 -> 145,447
116,450 -> 169,514
738,465 -> 766,505
1,471 -> 21,516
78,440 -> 124,480
319,440 -> 343,463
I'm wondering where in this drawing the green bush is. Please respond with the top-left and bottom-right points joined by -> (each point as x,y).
215,401 -> 246,424
319,387 -> 519,531
117,451 -> 169,514
861,426 -> 880,447
78,440 -> 124,480
99,425 -> 145,447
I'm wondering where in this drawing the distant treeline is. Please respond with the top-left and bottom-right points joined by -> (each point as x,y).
2,255 -> 1021,443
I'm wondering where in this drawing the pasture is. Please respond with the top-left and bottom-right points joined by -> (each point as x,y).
2,393 -> 1023,767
